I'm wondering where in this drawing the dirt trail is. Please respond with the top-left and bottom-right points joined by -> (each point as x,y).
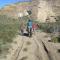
36,32 -> 60,60
6,32 -> 60,60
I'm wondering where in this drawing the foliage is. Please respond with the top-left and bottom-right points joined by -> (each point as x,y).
27,10 -> 32,15
37,22 -> 60,33
52,37 -> 60,43
0,15 -> 20,57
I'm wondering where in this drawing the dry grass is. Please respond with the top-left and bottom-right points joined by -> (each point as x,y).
26,41 -> 31,45
23,48 -> 28,52
20,56 -> 28,60
0,15 -> 20,58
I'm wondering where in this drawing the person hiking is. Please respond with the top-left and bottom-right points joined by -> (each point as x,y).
32,22 -> 37,32
27,19 -> 32,37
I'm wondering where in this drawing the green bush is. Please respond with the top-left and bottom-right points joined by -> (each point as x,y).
0,15 -> 20,57
52,37 -> 60,43
36,22 -> 60,33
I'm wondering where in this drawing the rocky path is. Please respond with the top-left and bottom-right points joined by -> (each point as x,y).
6,32 -> 60,60
36,32 -> 60,60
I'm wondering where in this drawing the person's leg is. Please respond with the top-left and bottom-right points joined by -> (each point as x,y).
28,28 -> 30,37
30,28 -> 32,37
27,28 -> 29,36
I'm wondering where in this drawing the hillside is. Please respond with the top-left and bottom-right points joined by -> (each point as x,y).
0,2 -> 31,18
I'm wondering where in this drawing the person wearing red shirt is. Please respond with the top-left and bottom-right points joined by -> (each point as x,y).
32,23 -> 37,32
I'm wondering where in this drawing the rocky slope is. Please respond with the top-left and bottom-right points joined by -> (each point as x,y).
0,0 -> 60,22
32,0 -> 60,22
0,2 -> 31,18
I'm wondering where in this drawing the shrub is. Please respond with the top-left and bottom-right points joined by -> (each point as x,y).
0,15 -> 19,57
52,37 -> 60,43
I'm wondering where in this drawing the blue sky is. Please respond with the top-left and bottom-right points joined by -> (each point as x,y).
0,0 -> 32,8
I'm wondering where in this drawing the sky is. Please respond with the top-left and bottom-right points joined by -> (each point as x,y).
0,0 -> 32,8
